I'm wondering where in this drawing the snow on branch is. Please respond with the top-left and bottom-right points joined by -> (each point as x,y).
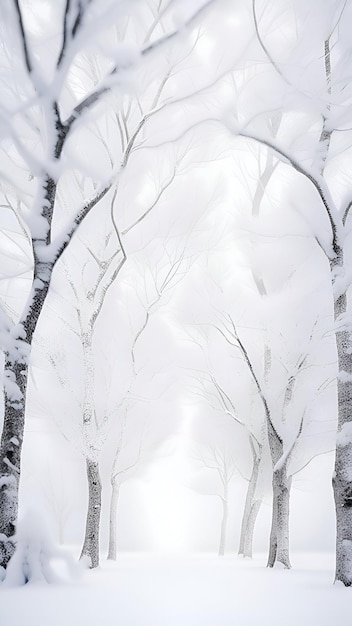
63,0 -> 220,131
212,312 -> 282,444
236,130 -> 342,258
50,183 -> 112,265
13,0 -> 32,74
89,225 -> 127,329
122,169 -> 177,236
191,364 -> 263,452
273,413 -> 304,473
57,0 -> 93,68
252,0 -> 290,87
343,200 -> 352,226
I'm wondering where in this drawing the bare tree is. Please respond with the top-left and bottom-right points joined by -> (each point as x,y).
190,366 -> 264,558
48,170 -> 192,567
63,234 -> 123,569
108,234 -> 195,560
192,444 -> 237,556
0,0 -> 220,573
211,311 -> 324,568
229,0 -> 352,584
107,418 -> 145,561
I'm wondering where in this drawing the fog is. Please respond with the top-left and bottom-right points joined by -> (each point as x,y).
0,1 -> 351,622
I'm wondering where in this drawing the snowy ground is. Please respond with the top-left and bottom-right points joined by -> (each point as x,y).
1,552 -> 349,626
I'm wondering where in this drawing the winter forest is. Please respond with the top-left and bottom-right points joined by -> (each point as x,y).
1,0 -> 352,624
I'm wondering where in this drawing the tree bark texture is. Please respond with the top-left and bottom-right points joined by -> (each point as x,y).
333,252 -> 352,585
80,458 -> 102,569
0,115 -> 65,569
107,480 -> 120,560
79,331 -> 102,568
267,422 -> 291,569
0,274 -> 52,568
243,499 -> 261,558
238,443 -> 262,557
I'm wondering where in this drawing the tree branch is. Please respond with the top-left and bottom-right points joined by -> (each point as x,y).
52,183 -> 112,265
252,0 -> 290,86
63,0 -> 219,131
274,412 -> 304,473
238,130 -> 341,257
289,448 -> 334,478
13,0 -> 32,74
343,200 -> 352,226
122,170 -> 176,236
214,313 -> 282,444
57,0 -> 71,67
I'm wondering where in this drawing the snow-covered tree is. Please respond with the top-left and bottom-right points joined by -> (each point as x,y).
189,363 -> 265,558
107,230 -> 196,559
225,0 -> 352,583
183,245 -> 333,566
0,0 -> 220,572
191,442 -> 237,556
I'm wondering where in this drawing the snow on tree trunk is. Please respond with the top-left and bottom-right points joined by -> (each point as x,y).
243,499 -> 261,559
333,253 -> 352,586
80,458 -> 102,569
0,272 -> 52,568
267,422 -> 291,569
107,480 -> 120,561
238,443 -> 262,557
218,486 -> 229,557
80,331 -> 102,569
0,101 -> 66,570
267,465 -> 291,569
0,360 -> 25,567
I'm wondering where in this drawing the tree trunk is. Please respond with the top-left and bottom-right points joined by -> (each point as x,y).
267,464 -> 291,568
238,443 -> 262,557
0,120 -> 64,570
80,458 -> 102,569
267,422 -> 291,569
0,269 -> 52,569
80,332 -> 102,569
242,499 -> 261,558
0,359 -> 26,567
218,485 -> 229,556
333,252 -> 352,585
107,480 -> 120,560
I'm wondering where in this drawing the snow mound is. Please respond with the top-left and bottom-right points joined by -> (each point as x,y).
1,509 -> 82,586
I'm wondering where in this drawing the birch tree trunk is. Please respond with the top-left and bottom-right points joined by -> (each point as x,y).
332,252 -> 352,585
0,359 -> 27,566
263,334 -> 291,568
80,331 -> 102,568
0,100 -> 67,568
218,485 -> 229,556
80,458 -> 102,569
238,444 -> 262,557
267,422 -> 291,569
0,263 -> 53,567
243,499 -> 261,558
107,480 -> 120,560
